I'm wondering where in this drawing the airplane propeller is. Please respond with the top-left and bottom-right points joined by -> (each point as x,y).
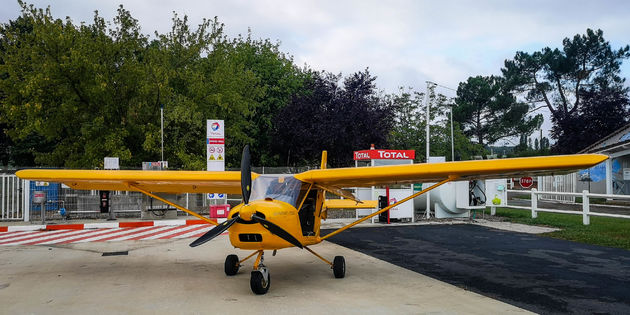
251,213 -> 303,249
190,145 -> 302,249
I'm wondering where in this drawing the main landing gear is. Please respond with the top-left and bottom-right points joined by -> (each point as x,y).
224,248 -> 345,295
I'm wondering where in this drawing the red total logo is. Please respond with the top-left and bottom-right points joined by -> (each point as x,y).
353,150 -> 415,160
520,177 -> 533,188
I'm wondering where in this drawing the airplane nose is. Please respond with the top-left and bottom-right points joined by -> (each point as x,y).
240,204 -> 255,221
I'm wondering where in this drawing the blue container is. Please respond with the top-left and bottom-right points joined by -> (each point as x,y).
30,181 -> 60,212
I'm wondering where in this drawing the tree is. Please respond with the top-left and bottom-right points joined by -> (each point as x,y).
212,34 -> 307,167
0,3 -> 307,169
502,29 -> 630,152
387,87 -> 484,162
0,3 -> 153,168
551,85 -> 630,152
453,75 -> 542,147
273,69 -> 395,167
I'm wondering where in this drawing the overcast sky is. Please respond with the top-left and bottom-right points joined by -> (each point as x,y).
2,0 -> 630,143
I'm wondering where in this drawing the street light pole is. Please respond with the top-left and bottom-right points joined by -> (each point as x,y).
424,81 -> 436,219
160,103 -> 164,164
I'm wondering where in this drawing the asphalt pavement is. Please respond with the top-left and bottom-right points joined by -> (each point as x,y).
323,224 -> 630,314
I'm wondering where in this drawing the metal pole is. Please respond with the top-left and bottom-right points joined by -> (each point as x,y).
424,82 -> 432,163
160,104 -> 164,163
450,105 -> 454,161
424,82 -> 435,219
40,200 -> 45,225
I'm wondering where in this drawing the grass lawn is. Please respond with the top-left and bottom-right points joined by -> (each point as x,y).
493,207 -> 630,250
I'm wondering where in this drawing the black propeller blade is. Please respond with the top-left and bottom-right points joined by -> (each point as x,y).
241,145 -> 252,204
252,213 -> 303,249
189,214 -> 239,247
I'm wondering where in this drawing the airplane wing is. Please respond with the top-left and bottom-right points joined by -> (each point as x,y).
15,169 -> 259,194
294,154 -> 607,187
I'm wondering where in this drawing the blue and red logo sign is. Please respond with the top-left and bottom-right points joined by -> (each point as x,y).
211,122 -> 220,131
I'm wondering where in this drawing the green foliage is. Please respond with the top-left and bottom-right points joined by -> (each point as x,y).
273,69 -> 395,167
387,86 -> 485,162
453,75 -> 542,147
0,3 -> 306,169
494,207 -> 630,250
502,29 -> 630,153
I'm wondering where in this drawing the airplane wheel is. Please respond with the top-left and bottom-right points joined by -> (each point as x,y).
250,269 -> 270,295
224,254 -> 239,276
333,256 -> 345,278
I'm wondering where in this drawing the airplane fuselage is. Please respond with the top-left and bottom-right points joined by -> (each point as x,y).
228,200 -> 322,249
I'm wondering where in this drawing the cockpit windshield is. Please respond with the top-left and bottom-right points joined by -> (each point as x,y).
250,175 -> 303,207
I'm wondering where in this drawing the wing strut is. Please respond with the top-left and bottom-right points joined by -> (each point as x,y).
128,184 -> 218,225
320,176 -> 457,240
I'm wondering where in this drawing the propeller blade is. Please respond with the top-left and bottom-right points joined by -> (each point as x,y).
252,214 -> 303,249
241,145 -> 252,204
189,214 -> 239,247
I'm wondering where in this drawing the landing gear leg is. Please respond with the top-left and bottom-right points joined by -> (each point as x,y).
250,250 -> 271,295
305,246 -> 346,279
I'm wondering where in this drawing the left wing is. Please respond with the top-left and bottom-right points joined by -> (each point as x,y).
294,154 -> 607,187
15,169 -> 259,194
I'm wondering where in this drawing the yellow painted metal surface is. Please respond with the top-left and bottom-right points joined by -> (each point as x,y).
324,199 -> 377,209
15,169 -> 258,194
295,154 -> 608,187
227,200 -> 320,250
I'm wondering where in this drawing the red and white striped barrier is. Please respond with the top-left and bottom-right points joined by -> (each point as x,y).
0,224 -> 227,246
0,218 -> 226,233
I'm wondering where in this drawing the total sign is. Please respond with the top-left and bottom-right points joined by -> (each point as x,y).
207,120 -> 225,172
207,119 -> 225,200
354,150 -> 415,160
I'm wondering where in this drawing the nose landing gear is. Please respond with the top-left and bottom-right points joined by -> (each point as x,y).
250,251 -> 270,295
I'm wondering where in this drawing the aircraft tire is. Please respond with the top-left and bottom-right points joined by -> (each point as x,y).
224,254 -> 240,276
250,270 -> 270,295
333,256 -> 345,278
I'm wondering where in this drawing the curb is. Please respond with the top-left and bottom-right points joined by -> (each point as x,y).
0,218 -> 227,233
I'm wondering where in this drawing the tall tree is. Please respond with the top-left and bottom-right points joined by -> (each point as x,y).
0,3 -> 307,169
551,85 -> 630,152
387,87 -> 484,162
273,69 -> 395,167
453,75 -> 542,147
502,29 -> 630,152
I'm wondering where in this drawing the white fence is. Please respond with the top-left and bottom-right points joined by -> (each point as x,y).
538,173 -> 577,202
496,188 -> 630,225
1,174 -> 28,220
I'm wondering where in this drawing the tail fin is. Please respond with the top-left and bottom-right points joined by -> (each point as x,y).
320,151 -> 327,169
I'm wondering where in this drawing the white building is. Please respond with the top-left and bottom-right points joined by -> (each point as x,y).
579,123 -> 630,195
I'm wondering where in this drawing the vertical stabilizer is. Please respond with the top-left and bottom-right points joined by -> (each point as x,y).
320,151 -> 328,169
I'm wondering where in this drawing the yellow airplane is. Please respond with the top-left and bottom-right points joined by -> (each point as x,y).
16,147 -> 606,294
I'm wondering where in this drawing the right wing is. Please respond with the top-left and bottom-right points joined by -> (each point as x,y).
295,154 -> 607,187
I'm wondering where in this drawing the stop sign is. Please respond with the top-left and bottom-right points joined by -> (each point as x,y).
520,177 -> 533,188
